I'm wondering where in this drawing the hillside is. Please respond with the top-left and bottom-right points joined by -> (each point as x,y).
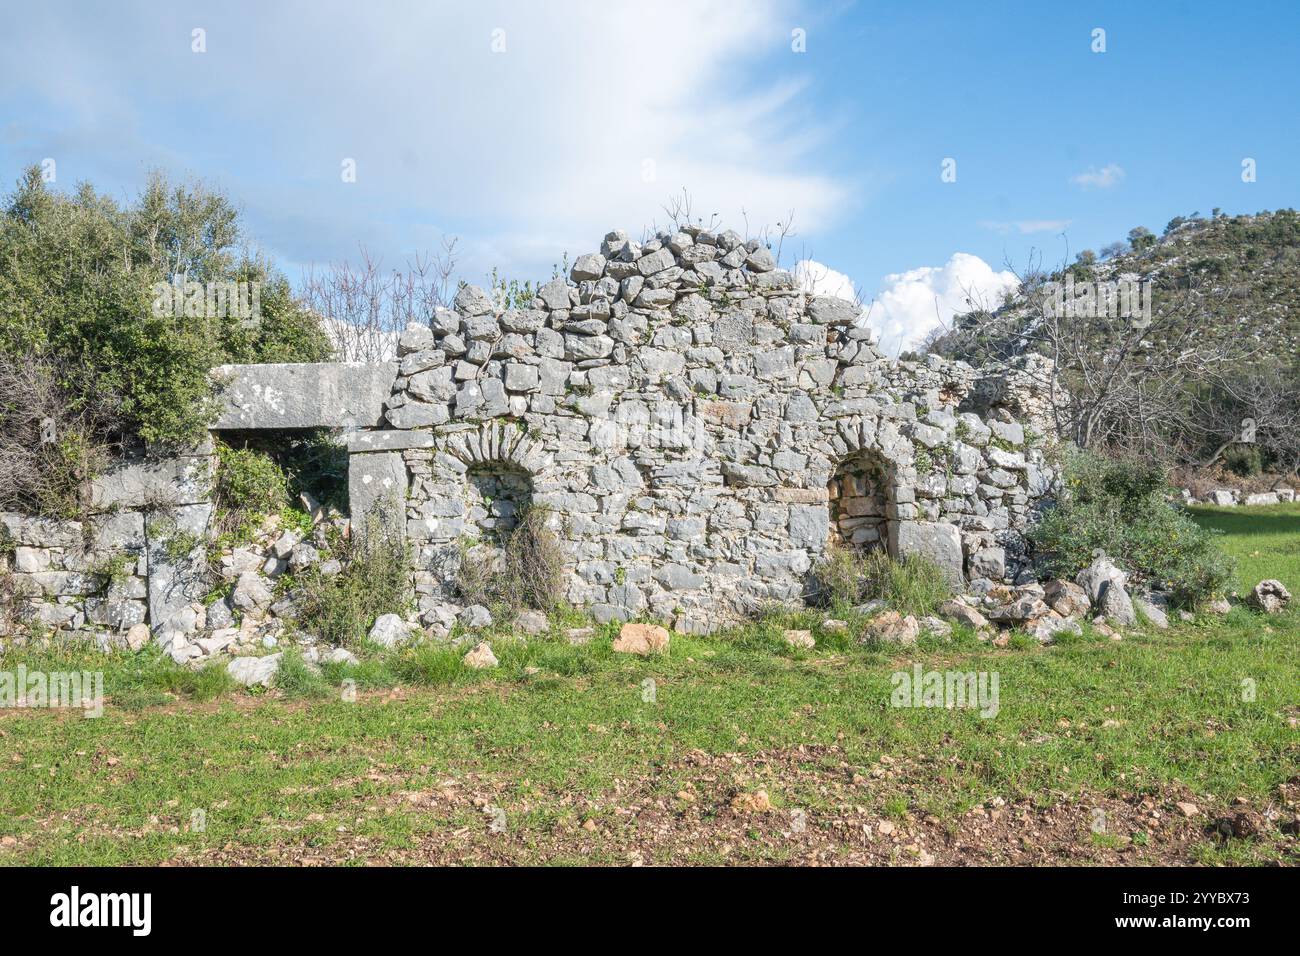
934,208 -> 1300,366
929,209 -> 1300,468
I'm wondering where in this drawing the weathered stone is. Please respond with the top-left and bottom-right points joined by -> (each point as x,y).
1097,583 -> 1136,627
463,641 -> 499,669
230,572 -> 273,614
227,654 -> 281,687
891,521 -> 965,588
514,609 -> 549,635
612,622 -> 670,655
939,599 -> 988,629
1247,579 -> 1291,614
213,362 -> 396,429
460,604 -> 493,629
863,611 -> 919,645
368,613 -> 413,648
1043,579 -> 1090,618
349,451 -> 407,546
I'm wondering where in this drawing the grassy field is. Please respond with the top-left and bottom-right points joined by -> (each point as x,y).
1187,502 -> 1300,595
0,507 -> 1296,866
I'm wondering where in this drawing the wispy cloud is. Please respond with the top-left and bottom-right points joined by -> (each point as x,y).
979,219 -> 1071,235
0,0 -> 849,284
1070,163 -> 1126,189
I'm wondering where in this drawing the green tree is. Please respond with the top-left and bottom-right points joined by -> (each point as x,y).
0,166 -> 330,452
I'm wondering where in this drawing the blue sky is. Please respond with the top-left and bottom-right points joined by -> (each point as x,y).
2,0 -> 1296,353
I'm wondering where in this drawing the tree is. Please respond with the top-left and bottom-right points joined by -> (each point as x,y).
0,167 -> 330,467
300,240 -> 458,362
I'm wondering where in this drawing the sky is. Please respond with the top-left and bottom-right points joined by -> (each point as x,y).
2,0 -> 1297,355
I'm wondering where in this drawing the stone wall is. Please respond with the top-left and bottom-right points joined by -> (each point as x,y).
1,444 -> 216,648
379,225 -> 1056,632
0,224 -> 1062,646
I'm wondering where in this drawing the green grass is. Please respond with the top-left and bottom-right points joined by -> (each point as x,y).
1187,502 -> 1300,593
0,512 -> 1295,866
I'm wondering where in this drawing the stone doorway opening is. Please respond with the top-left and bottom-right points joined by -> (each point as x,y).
828,453 -> 889,553
464,462 -> 534,544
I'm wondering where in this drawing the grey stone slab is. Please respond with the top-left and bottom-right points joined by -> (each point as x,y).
349,451 -> 408,546
212,362 -> 397,429
346,430 -> 437,453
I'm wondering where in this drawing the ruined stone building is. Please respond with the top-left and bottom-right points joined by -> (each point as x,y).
2,225 -> 1057,643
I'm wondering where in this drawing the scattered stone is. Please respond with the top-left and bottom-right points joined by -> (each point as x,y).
1247,579 -> 1291,614
230,572 -> 273,614
326,647 -> 359,666
821,619 -> 849,633
459,604 -> 493,629
124,622 -> 151,652
864,611 -> 920,645
919,616 -> 952,638
1043,579 -> 1090,618
368,613 -> 412,648
1133,592 -> 1170,629
1175,801 -> 1200,819
938,600 -> 989,629
1097,583 -> 1137,627
565,627 -> 595,646
514,609 -> 549,635
227,654 -> 281,687
987,593 -> 1051,624
1076,554 -> 1127,605
462,641 -> 499,669
1027,613 -> 1082,644
205,597 -> 234,631
783,629 -> 815,649
612,622 -> 670,655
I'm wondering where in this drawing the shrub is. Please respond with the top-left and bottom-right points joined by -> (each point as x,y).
295,509 -> 411,647
1223,444 -> 1263,478
456,505 -> 565,614
211,441 -> 288,544
1030,448 -> 1234,605
0,167 -> 331,458
810,543 -> 952,617
0,352 -> 111,518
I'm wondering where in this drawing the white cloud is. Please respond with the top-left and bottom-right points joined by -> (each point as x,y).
794,253 -> 1020,358
794,259 -> 859,302
0,0 -> 849,283
1070,163 -> 1126,189
865,254 -> 1019,357
979,219 -> 1071,235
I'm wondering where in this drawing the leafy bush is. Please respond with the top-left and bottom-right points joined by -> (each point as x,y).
0,167 -> 331,463
295,511 -> 411,646
1030,449 -> 1234,605
810,543 -> 952,617
211,441 -> 288,544
1223,444 -> 1264,478
456,505 -> 565,614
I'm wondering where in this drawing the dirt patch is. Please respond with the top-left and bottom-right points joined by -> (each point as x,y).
173,746 -> 1300,866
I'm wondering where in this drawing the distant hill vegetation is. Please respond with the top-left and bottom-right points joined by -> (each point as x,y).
929,209 -> 1300,480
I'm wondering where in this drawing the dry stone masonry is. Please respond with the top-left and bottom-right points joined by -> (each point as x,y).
376,224 -> 1057,633
2,223 -> 1066,649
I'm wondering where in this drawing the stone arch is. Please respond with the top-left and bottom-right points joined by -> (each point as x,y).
828,451 -> 890,553
439,422 -> 551,544
817,415 -> 909,557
